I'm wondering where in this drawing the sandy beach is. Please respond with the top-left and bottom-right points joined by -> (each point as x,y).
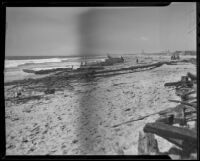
5,56 -> 196,155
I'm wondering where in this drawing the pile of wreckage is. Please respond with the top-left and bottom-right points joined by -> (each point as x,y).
80,55 -> 125,67
22,55 -> 125,75
138,72 -> 197,159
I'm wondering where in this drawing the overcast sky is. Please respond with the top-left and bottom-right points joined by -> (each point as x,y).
6,2 -> 196,56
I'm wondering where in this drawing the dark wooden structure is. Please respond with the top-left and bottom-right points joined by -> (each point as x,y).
138,72 -> 197,158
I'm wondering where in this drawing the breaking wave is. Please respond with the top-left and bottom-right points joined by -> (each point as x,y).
5,58 -> 67,68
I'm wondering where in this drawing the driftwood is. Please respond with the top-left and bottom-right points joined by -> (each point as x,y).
143,122 -> 197,144
5,95 -> 42,104
163,137 -> 184,148
164,81 -> 193,87
141,72 -> 197,158
168,99 -> 196,109
156,114 -> 186,126
165,75 -> 193,88
94,65 -> 159,78
185,110 -> 196,121
112,112 -> 160,128
156,105 -> 196,125
161,136 -> 197,156
158,107 -> 177,115
112,103 -> 189,128
159,104 -> 186,116
164,81 -> 182,87
23,68 -> 73,75
93,61 -> 168,75
175,88 -> 193,96
155,115 -> 174,125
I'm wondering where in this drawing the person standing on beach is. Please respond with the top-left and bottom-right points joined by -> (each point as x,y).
121,56 -> 124,62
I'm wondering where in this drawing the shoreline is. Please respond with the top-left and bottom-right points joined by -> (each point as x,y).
5,58 -> 196,155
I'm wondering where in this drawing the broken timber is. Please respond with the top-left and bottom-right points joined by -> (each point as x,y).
155,114 -> 187,126
5,95 -> 42,104
143,122 -> 197,144
168,99 -> 197,109
140,72 -> 197,158
93,61 -> 174,76
112,112 -> 160,128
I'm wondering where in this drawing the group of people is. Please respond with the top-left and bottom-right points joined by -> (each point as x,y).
171,55 -> 180,60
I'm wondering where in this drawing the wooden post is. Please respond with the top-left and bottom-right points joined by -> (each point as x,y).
138,131 -> 159,155
143,122 -> 197,144
164,81 -> 182,87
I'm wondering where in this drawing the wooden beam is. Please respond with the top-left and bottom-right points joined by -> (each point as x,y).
143,122 -> 197,143
112,112 -> 160,128
155,115 -> 174,125
163,137 -> 183,148
164,81 -> 182,87
138,132 -> 159,155
168,99 -> 196,109
156,115 -> 187,126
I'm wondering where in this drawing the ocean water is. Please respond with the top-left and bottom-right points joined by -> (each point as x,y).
4,56 -> 106,82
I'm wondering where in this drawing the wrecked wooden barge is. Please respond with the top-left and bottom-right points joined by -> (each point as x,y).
5,60 -> 179,87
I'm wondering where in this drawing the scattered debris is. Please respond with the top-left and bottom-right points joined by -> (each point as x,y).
5,95 -> 42,104
138,72 -> 197,159
44,89 -> 55,95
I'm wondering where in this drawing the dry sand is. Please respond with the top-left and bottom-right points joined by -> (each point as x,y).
5,60 -> 196,155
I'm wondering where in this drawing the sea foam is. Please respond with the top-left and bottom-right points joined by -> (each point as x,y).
5,58 -> 66,68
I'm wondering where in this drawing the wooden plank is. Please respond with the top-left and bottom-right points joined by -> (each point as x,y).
143,122 -> 197,143
156,115 -> 186,126
158,107 -> 177,115
5,95 -> 42,102
184,90 -> 196,96
175,88 -> 195,98
168,99 -> 196,109
163,137 -> 183,148
162,136 -> 197,153
155,115 -> 174,125
164,81 -> 182,87
112,112 -> 160,128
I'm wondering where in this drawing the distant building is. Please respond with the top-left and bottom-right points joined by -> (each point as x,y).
183,50 -> 196,56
